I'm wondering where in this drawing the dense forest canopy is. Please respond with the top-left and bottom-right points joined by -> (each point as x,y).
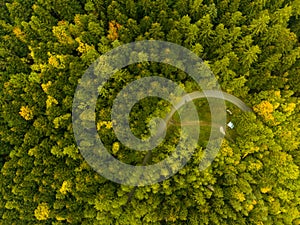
0,0 -> 300,224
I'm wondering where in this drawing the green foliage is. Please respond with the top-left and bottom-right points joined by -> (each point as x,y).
0,0 -> 300,224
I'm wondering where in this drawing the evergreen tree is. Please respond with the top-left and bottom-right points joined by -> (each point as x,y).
1,0 -> 299,224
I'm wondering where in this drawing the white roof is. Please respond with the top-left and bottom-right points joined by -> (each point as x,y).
227,121 -> 234,129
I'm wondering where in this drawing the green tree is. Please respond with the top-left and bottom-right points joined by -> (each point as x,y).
1,0 -> 300,224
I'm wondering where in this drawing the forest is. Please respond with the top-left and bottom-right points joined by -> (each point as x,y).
0,0 -> 300,224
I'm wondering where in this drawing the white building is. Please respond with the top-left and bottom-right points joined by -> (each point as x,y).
227,121 -> 234,129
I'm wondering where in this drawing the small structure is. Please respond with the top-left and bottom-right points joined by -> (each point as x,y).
226,109 -> 233,115
227,121 -> 234,129
206,185 -> 215,192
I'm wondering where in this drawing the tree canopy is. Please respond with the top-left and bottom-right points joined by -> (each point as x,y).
0,0 -> 300,224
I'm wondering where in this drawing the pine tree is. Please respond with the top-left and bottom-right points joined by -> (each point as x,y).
1,0 -> 300,224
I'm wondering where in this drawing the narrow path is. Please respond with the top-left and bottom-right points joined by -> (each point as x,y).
163,90 -> 252,128
157,90 -> 252,136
